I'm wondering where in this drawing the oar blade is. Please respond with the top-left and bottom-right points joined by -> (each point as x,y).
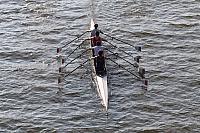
58,77 -> 61,84
135,46 -> 142,52
57,48 -> 62,53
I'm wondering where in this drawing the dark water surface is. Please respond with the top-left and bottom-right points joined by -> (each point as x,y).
0,0 -> 200,132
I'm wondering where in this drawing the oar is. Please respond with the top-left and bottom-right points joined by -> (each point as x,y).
106,41 -> 135,58
59,49 -> 89,73
105,48 -> 139,68
107,57 -> 141,80
107,56 -> 148,87
106,48 -> 148,79
64,40 -> 86,60
102,33 -> 142,52
57,31 -> 88,53
106,41 -> 142,63
64,58 -> 91,78
58,57 -> 93,84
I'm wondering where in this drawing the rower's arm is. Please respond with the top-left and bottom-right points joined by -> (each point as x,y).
100,30 -> 104,34
86,30 -> 92,32
84,37 -> 94,40
87,46 -> 96,50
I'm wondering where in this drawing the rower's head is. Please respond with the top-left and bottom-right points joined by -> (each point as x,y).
94,24 -> 98,29
95,31 -> 100,36
96,41 -> 101,46
98,50 -> 104,56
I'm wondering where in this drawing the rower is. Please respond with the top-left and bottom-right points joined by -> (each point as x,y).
96,50 -> 106,76
90,31 -> 106,57
91,24 -> 99,37
91,41 -> 104,66
91,24 -> 103,37
93,41 -> 104,56
92,31 -> 102,46
92,31 -> 107,47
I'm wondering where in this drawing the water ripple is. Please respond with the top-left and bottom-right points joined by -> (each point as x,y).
0,0 -> 199,132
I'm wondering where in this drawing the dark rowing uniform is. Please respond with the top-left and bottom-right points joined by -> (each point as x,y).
96,55 -> 106,76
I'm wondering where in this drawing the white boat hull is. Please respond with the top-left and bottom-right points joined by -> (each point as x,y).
95,75 -> 108,111
90,19 -> 109,111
